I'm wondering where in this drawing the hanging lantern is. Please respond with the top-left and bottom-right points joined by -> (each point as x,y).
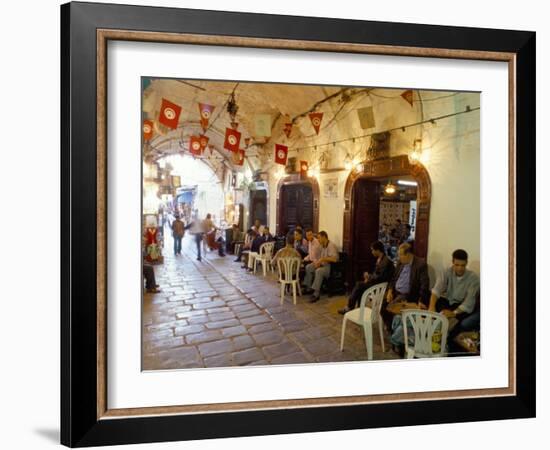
409,138 -> 422,164
344,153 -> 353,171
384,180 -> 397,195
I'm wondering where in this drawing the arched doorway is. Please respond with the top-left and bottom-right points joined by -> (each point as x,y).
343,155 -> 431,282
276,174 -> 320,235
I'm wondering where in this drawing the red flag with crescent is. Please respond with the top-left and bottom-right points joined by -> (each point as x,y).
401,90 -> 414,107
283,122 -> 293,138
189,136 -> 202,156
198,103 -> 215,131
199,135 -> 209,151
159,98 -> 182,129
224,127 -> 241,152
274,144 -> 288,165
300,160 -> 309,176
309,112 -> 323,135
143,120 -> 154,140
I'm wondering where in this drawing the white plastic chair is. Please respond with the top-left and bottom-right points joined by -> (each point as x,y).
340,282 -> 388,360
276,257 -> 302,305
402,309 -> 449,358
254,241 -> 276,276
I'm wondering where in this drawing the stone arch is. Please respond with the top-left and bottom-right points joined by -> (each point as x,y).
342,154 -> 431,266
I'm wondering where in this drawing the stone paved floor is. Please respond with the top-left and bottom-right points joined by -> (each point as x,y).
143,234 -> 400,370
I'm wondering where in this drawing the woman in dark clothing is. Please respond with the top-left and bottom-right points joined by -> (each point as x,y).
338,241 -> 395,315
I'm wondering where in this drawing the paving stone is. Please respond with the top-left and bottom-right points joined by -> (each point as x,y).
231,303 -> 258,312
185,297 -> 214,305
305,325 -> 337,340
143,329 -> 174,340
241,315 -> 271,326
208,311 -> 236,322
263,341 -> 301,360
185,330 -> 223,345
203,353 -> 233,368
192,300 -> 227,310
221,325 -> 248,338
281,320 -> 310,333
235,308 -> 263,319
232,347 -> 265,365
174,324 -> 205,337
187,315 -> 211,325
205,319 -> 241,329
157,346 -> 201,365
232,335 -> 256,352
252,330 -> 285,347
198,339 -> 235,357
176,310 -> 207,320
303,337 -> 340,357
248,322 -> 278,334
143,336 -> 185,353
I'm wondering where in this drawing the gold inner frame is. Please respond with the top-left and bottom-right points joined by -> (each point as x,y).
96,29 -> 516,420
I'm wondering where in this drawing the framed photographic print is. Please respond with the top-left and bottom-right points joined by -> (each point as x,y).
61,1 -> 535,447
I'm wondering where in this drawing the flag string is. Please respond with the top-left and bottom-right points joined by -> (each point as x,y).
292,105 -> 480,152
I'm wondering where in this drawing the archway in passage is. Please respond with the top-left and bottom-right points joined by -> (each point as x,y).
276,174 -> 320,235
161,154 -> 225,224
343,155 -> 431,282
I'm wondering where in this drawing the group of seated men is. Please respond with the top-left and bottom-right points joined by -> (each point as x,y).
232,221 -> 341,303
340,241 -> 480,356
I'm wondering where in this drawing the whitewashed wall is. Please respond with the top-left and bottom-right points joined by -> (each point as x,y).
265,90 -> 480,278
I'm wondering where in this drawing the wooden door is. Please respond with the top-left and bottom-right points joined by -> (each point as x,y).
352,179 -> 380,281
280,183 -> 313,233
249,189 -> 267,228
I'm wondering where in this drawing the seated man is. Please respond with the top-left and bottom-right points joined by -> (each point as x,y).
245,227 -> 274,270
294,228 -> 308,258
271,232 -> 301,268
302,231 -> 339,303
338,240 -> 395,314
428,249 -> 480,346
303,228 -> 321,264
143,264 -> 161,293
384,243 -> 430,355
234,229 -> 256,262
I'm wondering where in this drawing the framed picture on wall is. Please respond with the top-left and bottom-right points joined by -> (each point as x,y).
61,1 -> 535,447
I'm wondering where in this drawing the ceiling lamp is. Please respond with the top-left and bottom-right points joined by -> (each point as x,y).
384,180 -> 397,195
409,138 -> 422,164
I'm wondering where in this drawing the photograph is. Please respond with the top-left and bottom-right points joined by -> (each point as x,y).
141,78 -> 481,370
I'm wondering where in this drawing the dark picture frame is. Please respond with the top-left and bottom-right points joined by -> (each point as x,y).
61,1 -> 535,447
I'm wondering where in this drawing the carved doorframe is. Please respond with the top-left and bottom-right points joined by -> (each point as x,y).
343,155 -> 432,266
276,174 -> 320,235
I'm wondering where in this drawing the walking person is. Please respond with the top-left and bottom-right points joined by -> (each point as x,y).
185,216 -> 204,261
171,214 -> 185,256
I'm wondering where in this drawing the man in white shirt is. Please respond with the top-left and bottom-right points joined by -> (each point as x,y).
303,228 -> 321,263
302,231 -> 339,303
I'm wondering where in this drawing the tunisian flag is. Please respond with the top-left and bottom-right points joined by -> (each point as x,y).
199,134 -> 209,151
143,120 -> 154,140
274,144 -> 288,165
189,136 -> 202,156
401,89 -> 414,107
300,160 -> 309,176
159,98 -> 182,129
309,112 -> 323,135
198,103 -> 215,131
224,127 -> 241,152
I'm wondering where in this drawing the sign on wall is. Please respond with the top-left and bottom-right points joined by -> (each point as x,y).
324,177 -> 338,198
